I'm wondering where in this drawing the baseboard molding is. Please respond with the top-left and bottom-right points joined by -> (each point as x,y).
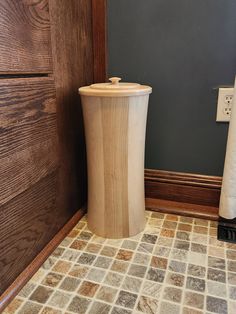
0,207 -> 86,313
145,169 -> 222,220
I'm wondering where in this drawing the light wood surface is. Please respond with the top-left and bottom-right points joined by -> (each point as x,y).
81,95 -> 149,238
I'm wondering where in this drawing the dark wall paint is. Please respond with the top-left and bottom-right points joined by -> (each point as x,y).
108,0 -> 236,176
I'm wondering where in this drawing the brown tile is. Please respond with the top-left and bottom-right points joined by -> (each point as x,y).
94,256 -> 112,268
194,218 -> 208,227
160,228 -> 175,238
52,260 -> 72,274
136,295 -> 158,314
166,214 -> 178,221
30,285 -> 53,304
227,249 -> 236,260
193,226 -> 208,234
146,267 -> 165,283
210,221 -> 218,228
151,256 -> 167,269
122,240 -> 138,250
115,290 -> 138,309
87,268 -> 106,283
85,243 -> 102,254
18,301 -> 42,314
191,243 -> 207,254
116,249 -> 133,261
41,272 -> 63,288
186,276 -> 205,292
184,291 -> 204,310
163,220 -> 177,229
122,276 -> 142,293
128,264 -> 147,278
174,240 -> 190,251
96,285 -> 118,303
67,229 -> 80,238
68,265 -> 89,278
18,282 -> 37,297
207,268 -> 226,283
48,291 -> 71,309
89,301 -> 111,314
70,240 -> 87,251
59,276 -> 80,291
208,246 -> 225,258
52,247 -> 65,258
206,296 -> 227,314
133,252 -> 151,265
61,249 -> 80,262
100,246 -> 117,257
111,260 -> 129,273
163,286 -> 182,303
41,307 -> 62,314
151,212 -> 165,219
104,272 -> 124,287
67,296 -> 91,313
3,298 -> 23,314
209,228 -> 217,236
226,242 -> 236,250
178,223 -> 192,232
187,264 -> 205,278
78,281 -> 99,297
180,216 -> 193,223
208,256 -> 225,269
77,253 -> 96,265
166,272 -> 185,287
168,260 -> 186,274
176,231 -> 190,241
228,260 -> 236,272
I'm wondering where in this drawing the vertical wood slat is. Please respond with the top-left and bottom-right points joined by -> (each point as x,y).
92,0 -> 108,82
0,0 -> 52,74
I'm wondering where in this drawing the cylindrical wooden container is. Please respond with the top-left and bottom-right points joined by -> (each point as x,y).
79,77 -> 152,238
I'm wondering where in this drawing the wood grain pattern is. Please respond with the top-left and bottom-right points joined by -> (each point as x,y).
92,0 -> 107,82
81,95 -> 149,238
145,169 -> 221,219
0,78 -> 57,205
0,207 -> 86,312
49,0 -> 94,215
0,0 -> 52,73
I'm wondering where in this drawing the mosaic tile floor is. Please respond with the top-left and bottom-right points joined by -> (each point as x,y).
3,211 -> 236,314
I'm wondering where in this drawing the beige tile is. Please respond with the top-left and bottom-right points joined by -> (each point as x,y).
96,285 -> 118,303
116,249 -> 133,261
136,295 -> 158,314
48,291 -> 71,309
3,298 -> 23,314
78,281 -> 99,297
52,260 -> 72,274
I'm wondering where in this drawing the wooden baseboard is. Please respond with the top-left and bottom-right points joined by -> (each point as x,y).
145,169 -> 222,220
0,207 -> 86,313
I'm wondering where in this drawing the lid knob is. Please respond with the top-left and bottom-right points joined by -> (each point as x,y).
109,77 -> 121,85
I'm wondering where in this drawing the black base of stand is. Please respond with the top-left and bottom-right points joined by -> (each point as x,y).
218,216 -> 236,243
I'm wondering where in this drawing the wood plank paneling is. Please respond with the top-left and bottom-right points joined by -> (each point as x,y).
0,78 -> 58,205
49,0 -> 94,214
0,0 -> 52,73
0,77 -> 59,294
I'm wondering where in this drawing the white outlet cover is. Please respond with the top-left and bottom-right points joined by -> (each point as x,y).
216,87 -> 234,122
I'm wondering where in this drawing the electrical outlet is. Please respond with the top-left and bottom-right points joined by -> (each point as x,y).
216,87 -> 234,122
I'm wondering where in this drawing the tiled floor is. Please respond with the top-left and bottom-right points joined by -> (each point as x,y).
3,211 -> 236,314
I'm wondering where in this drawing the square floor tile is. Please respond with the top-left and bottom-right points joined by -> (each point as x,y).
30,285 -> 53,304
136,295 -> 158,313
115,290 -> 138,309
48,290 -> 71,309
67,296 -> 91,313
96,285 -> 118,303
122,276 -> 142,293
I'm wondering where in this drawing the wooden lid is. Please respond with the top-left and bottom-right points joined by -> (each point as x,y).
79,77 -> 152,97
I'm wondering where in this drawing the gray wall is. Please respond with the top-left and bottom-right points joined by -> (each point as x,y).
108,0 -> 236,176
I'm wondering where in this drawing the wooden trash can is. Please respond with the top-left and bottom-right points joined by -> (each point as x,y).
79,77 -> 152,238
